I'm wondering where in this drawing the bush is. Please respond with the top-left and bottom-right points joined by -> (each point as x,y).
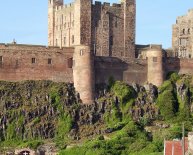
112,81 -> 135,104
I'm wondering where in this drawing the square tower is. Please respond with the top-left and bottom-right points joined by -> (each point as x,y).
172,9 -> 193,58
48,0 -> 136,59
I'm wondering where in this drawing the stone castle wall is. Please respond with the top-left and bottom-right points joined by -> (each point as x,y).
165,57 -> 193,75
0,43 -> 74,82
95,57 -> 147,85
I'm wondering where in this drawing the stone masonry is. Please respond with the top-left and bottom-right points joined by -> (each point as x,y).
48,0 -> 136,59
172,9 -> 193,58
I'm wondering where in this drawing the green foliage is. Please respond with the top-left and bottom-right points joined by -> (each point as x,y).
167,72 -> 180,82
157,81 -> 178,120
19,140 -> 43,149
112,81 -> 135,104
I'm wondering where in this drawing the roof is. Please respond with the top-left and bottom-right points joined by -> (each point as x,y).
164,138 -> 188,155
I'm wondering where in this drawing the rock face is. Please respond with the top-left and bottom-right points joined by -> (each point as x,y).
131,83 -> 159,122
0,81 -> 80,141
0,81 -> 161,153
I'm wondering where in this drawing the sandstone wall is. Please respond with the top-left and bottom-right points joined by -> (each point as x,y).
95,57 -> 147,85
172,9 -> 193,58
165,57 -> 193,75
92,0 -> 136,58
0,44 -> 73,82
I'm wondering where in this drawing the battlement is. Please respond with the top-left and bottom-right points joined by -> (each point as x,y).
0,43 -> 74,52
55,2 -> 74,11
93,1 -> 122,8
176,8 -> 193,21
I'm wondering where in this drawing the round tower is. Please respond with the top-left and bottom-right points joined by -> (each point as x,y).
146,46 -> 164,86
73,45 -> 95,104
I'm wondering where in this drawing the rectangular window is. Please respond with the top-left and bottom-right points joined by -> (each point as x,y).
64,37 -> 66,45
0,56 -> 3,67
56,39 -> 58,46
179,38 -> 186,46
32,58 -> 36,64
72,35 -> 74,44
48,58 -> 52,64
68,58 -> 73,68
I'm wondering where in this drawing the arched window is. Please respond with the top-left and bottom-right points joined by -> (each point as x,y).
188,28 -> 190,34
182,29 -> 185,35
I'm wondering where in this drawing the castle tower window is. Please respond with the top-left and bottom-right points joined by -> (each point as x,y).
72,35 -> 74,44
0,56 -> 3,66
80,50 -> 84,56
32,58 -> 36,64
61,15 -> 63,25
67,58 -> 73,68
48,58 -> 52,64
72,20 -> 74,27
188,28 -> 190,34
182,29 -> 185,35
56,39 -> 58,46
180,38 -> 186,46
64,37 -> 66,45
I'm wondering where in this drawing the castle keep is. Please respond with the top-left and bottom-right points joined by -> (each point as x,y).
172,9 -> 193,58
0,0 -> 193,104
48,0 -> 136,58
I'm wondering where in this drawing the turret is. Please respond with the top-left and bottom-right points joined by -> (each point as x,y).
146,45 -> 164,87
48,0 -> 63,46
73,45 -> 95,104
122,0 -> 136,58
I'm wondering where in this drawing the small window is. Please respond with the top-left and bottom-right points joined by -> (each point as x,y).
32,58 -> 36,64
48,58 -> 52,64
68,58 -> 73,68
182,29 -> 185,35
188,28 -> 190,34
72,20 -> 74,27
80,50 -> 84,56
61,14 -> 63,25
0,56 -> 3,64
72,35 -> 74,44
64,37 -> 66,45
56,39 -> 58,46
153,57 -> 157,62
0,56 -> 3,67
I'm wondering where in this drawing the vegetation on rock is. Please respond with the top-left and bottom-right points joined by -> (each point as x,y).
0,73 -> 193,154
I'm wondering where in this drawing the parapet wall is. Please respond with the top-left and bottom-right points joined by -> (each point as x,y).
0,44 -> 74,82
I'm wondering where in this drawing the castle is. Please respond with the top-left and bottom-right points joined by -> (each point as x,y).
0,0 -> 193,104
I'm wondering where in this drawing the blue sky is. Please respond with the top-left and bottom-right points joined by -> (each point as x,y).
0,0 -> 192,48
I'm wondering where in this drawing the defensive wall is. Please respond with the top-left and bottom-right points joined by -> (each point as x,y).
165,57 -> 193,75
0,43 -> 74,82
95,57 -> 147,85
